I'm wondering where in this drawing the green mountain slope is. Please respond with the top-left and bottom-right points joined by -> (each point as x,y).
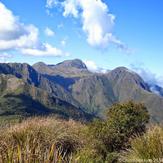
70,74 -> 116,117
0,74 -> 91,121
33,59 -> 163,123
0,59 -> 163,123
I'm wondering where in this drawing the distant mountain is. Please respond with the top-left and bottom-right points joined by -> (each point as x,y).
33,59 -> 163,123
0,63 -> 92,121
70,74 -> 116,117
33,59 -> 91,77
106,67 -> 163,123
0,59 -> 163,123
0,62 -> 82,108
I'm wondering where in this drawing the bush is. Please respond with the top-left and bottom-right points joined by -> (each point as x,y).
121,126 -> 163,162
88,101 -> 150,159
0,117 -> 85,162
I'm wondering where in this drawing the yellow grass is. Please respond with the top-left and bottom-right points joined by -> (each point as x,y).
121,125 -> 163,162
0,117 -> 85,163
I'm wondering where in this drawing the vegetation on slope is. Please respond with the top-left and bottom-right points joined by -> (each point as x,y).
74,101 -> 150,162
0,101 -> 159,163
1,60 -> 163,123
0,74 -> 92,122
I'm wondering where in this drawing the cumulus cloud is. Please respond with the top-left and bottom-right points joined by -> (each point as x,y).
0,2 -> 66,57
84,60 -> 107,73
84,60 -> 98,71
44,27 -> 55,37
46,0 -> 129,51
63,0 -> 79,18
21,43 -> 65,57
0,25 -> 39,51
0,2 -> 38,50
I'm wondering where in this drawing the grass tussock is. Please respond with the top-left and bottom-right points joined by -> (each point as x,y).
121,125 -> 163,162
0,117 -> 85,163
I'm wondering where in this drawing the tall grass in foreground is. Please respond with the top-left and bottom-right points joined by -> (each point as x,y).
0,117 -> 85,163
121,126 -> 163,162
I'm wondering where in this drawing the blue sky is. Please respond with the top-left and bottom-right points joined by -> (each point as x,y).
0,0 -> 163,79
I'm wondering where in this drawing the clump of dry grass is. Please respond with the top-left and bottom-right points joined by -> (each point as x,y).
0,117 -> 85,162
121,125 -> 163,162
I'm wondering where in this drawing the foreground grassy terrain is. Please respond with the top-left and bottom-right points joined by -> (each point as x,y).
0,102 -> 162,162
0,117 -> 86,162
121,126 -> 163,162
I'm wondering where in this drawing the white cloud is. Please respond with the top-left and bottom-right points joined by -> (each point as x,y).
130,64 -> 163,89
60,37 -> 68,46
0,2 -> 67,57
46,0 -> 129,51
84,60 -> 98,71
0,24 -> 39,51
61,40 -> 66,46
0,2 -> 38,50
84,60 -> 107,73
21,43 -> 65,57
63,0 -> 79,18
44,27 -> 55,37
62,0 -> 115,48
0,52 -> 12,63
46,0 -> 58,8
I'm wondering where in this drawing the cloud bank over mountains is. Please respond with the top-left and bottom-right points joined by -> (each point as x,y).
130,64 -> 163,95
84,60 -> 107,73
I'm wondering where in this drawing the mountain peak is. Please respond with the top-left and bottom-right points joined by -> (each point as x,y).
33,62 -> 46,67
113,67 -> 134,73
56,59 -> 87,69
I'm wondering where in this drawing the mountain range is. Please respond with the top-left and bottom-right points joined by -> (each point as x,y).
0,59 -> 163,123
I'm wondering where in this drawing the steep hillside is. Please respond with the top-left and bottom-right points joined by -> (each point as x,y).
106,67 -> 163,122
34,59 -> 163,123
0,59 -> 163,123
0,62 -> 83,109
0,74 -> 91,121
70,74 -> 116,117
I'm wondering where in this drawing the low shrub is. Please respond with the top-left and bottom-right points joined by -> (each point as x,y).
87,101 -> 150,159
